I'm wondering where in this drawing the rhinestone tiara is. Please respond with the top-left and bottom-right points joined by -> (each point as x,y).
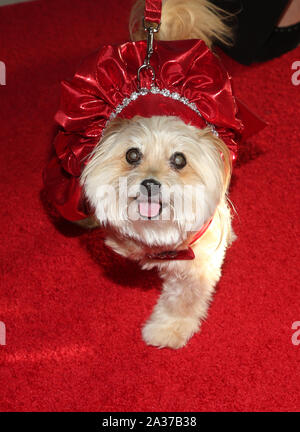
103,86 -> 219,137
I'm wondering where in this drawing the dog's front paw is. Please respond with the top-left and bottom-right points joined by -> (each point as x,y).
142,315 -> 200,349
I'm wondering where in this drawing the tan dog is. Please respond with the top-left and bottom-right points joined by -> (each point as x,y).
79,0 -> 235,349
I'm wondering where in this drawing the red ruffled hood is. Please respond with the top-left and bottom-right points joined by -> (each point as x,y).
43,39 -> 263,221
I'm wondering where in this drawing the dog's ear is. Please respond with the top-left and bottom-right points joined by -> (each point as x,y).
210,134 -> 232,192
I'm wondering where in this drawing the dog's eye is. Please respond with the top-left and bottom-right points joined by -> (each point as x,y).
126,148 -> 142,165
170,152 -> 186,169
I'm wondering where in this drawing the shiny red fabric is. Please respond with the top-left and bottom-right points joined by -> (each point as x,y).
43,39 -> 252,222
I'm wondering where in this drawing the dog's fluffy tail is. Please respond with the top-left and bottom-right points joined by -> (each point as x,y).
130,0 -> 233,49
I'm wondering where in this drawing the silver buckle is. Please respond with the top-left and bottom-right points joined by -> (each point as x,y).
137,19 -> 161,89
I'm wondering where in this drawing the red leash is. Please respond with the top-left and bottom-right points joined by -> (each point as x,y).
144,0 -> 162,24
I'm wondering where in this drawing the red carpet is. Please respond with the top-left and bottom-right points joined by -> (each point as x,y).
1,0 -> 300,412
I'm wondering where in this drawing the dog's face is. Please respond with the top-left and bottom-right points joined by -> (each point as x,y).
81,116 -> 231,247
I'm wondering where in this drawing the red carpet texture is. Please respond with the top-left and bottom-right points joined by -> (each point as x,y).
1,0 -> 300,412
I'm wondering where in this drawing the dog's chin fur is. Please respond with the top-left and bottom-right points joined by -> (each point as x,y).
78,0 -> 236,349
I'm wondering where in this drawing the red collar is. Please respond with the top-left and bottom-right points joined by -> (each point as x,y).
146,217 -> 213,261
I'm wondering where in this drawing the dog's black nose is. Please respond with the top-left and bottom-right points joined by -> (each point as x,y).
140,178 -> 161,197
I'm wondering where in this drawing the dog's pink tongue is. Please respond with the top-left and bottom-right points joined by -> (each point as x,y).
138,201 -> 160,218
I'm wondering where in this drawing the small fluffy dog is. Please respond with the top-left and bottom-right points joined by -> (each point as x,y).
77,0 -> 235,349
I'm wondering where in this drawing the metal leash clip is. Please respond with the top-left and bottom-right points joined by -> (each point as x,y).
137,18 -> 161,88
